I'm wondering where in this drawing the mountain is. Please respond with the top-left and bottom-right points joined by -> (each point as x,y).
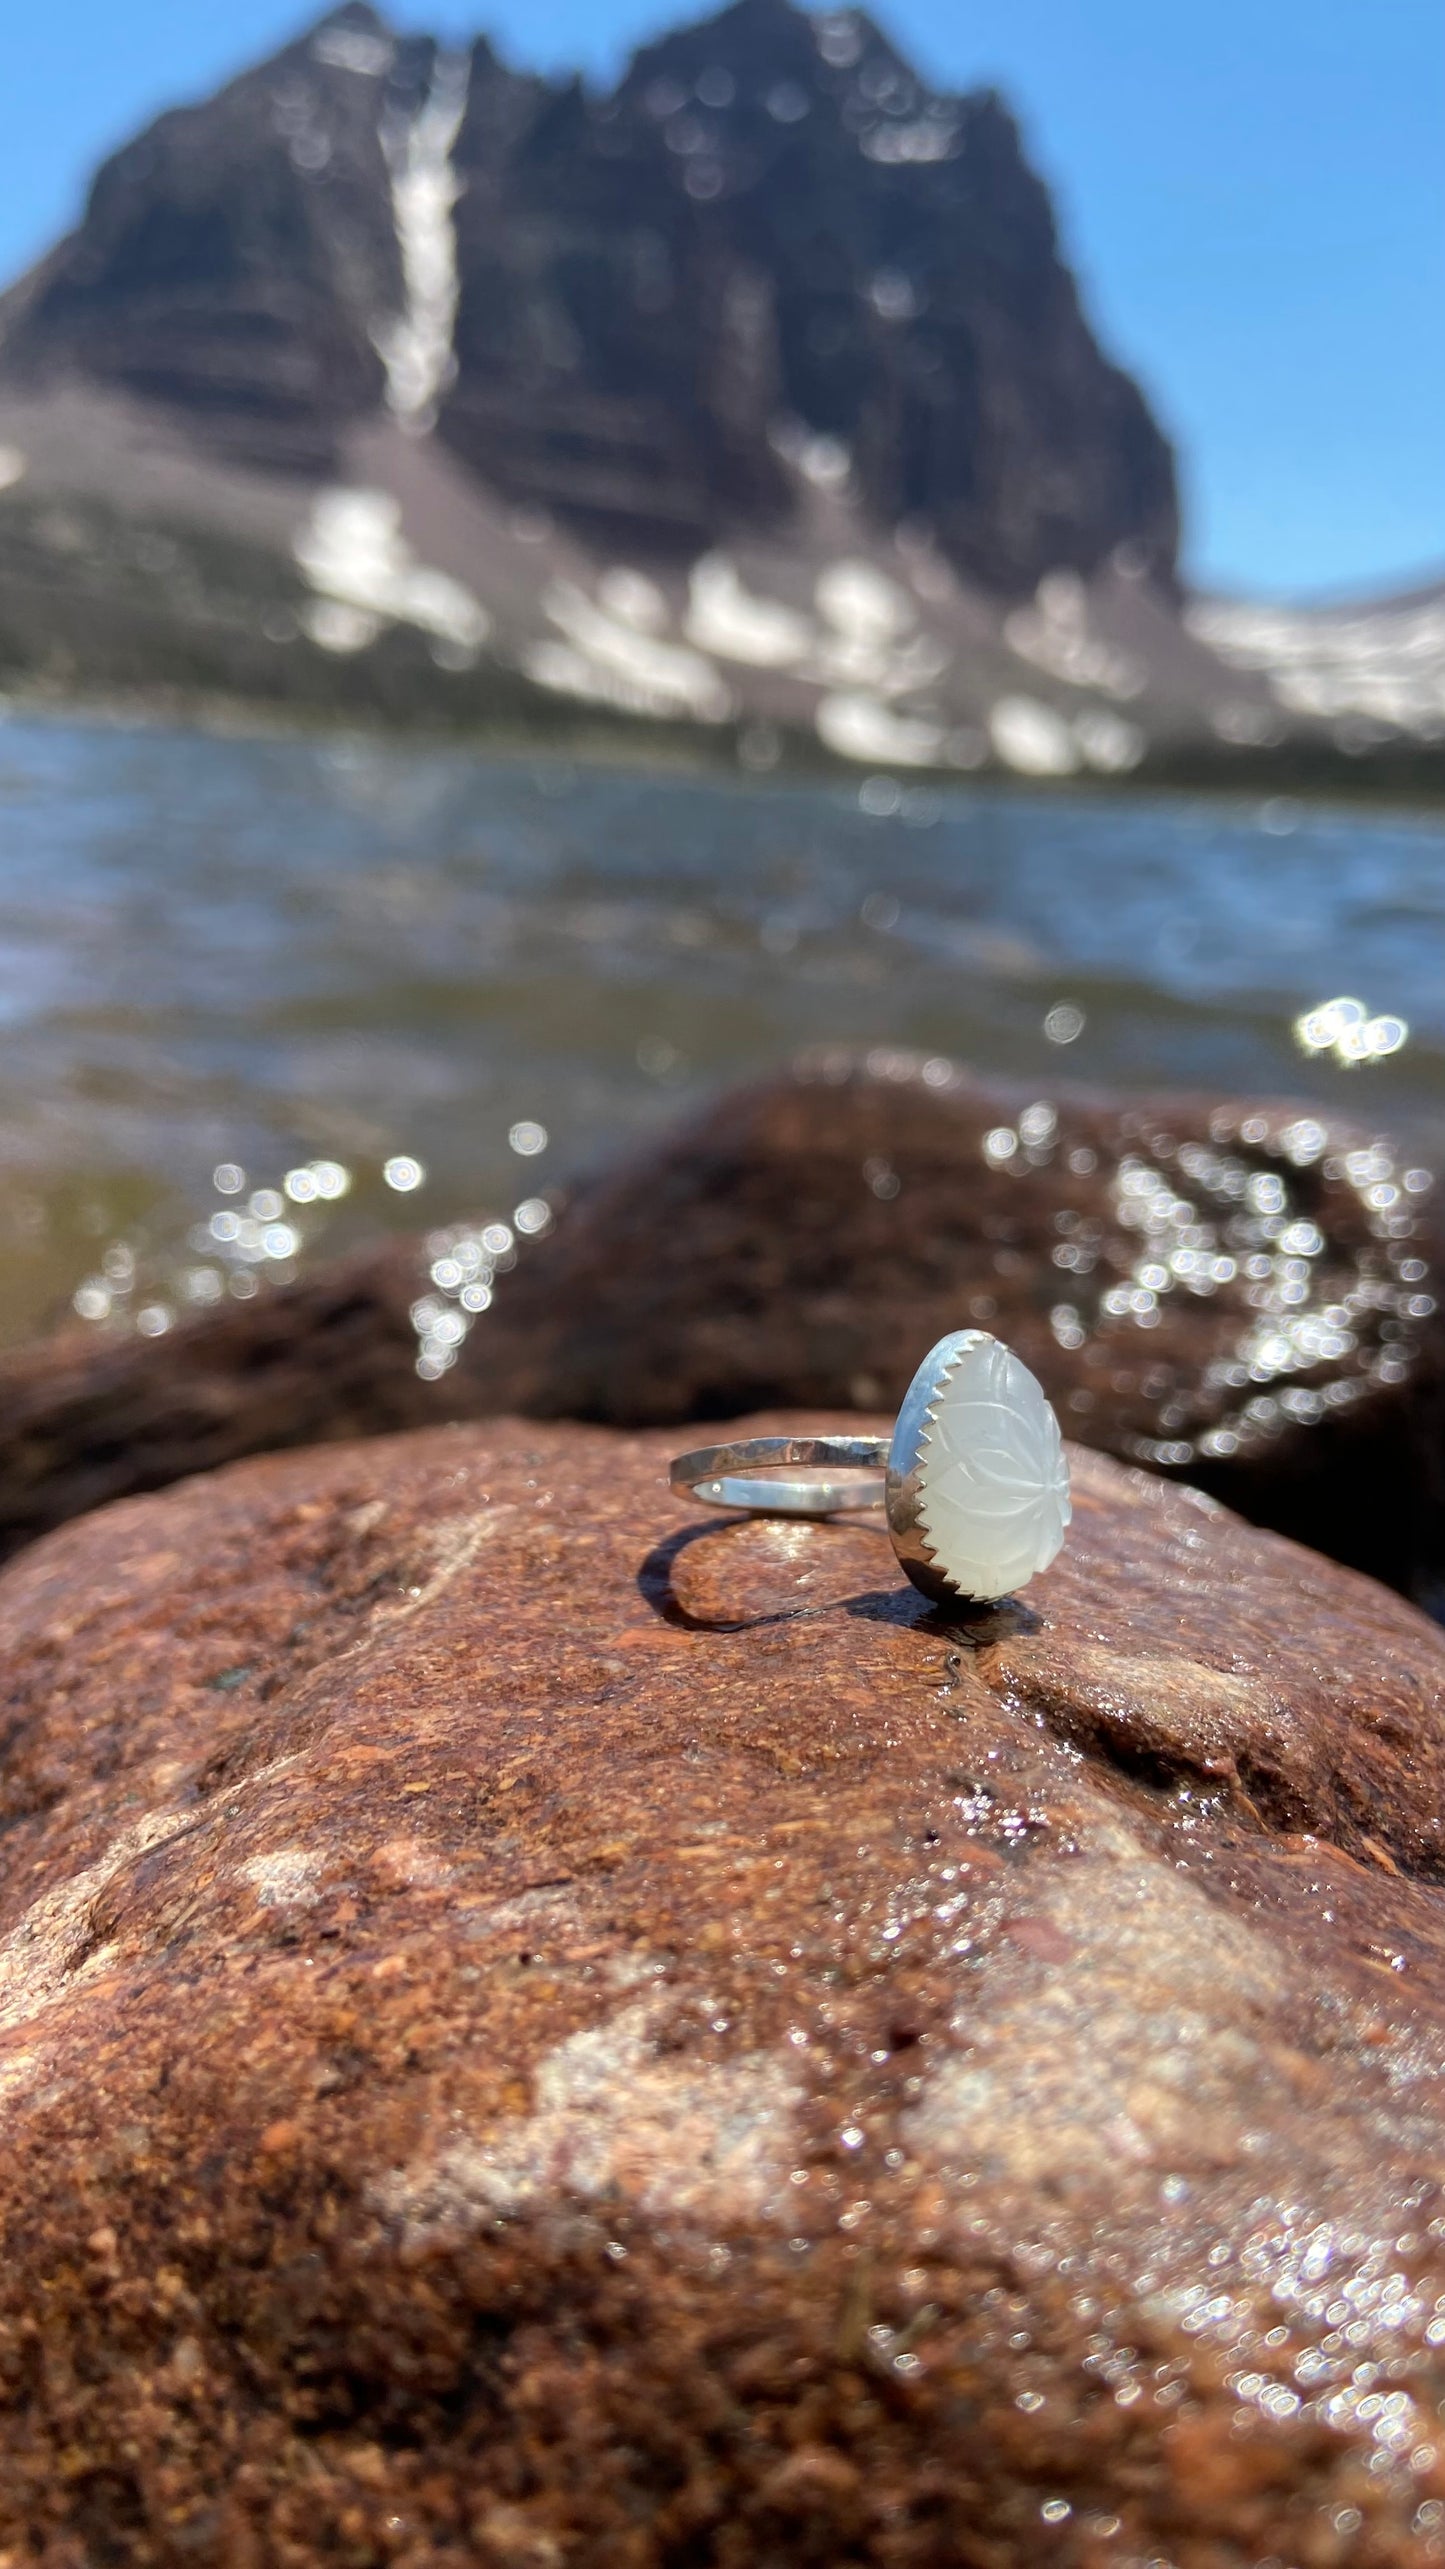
0,0 -> 1438,784
1,0 -> 1178,588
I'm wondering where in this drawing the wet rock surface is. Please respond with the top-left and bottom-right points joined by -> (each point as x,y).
3,1418 -> 1445,2558
0,1235 -> 430,1564
461,1055 -> 1445,1609
1,1056 -> 1441,1598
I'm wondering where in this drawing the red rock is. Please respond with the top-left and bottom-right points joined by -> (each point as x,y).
0,1234 -> 430,1559
0,1054 -> 1440,1597
469,1051 -> 1445,1600
0,1417 -> 1443,2557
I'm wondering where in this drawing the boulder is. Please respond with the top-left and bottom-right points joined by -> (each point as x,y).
461,1053 -> 1445,1603
1,1416 -> 1445,2558
1,1055 -> 1439,1600
0,1234 -> 430,1563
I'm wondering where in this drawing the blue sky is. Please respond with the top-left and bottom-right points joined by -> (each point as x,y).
4,0 -> 1441,598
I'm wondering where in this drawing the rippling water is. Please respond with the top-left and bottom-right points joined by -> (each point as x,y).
0,711 -> 1441,1346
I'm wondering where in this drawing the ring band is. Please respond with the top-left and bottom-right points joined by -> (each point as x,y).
670,1433 -> 889,1518
668,1331 -> 1072,1606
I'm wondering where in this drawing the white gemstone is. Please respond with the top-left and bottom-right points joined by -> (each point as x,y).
913,1333 -> 1071,1599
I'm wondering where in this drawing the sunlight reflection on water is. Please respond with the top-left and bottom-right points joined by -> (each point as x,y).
0,713 -> 1441,1346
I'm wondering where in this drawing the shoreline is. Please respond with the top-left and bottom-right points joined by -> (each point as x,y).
5,671 -> 1445,818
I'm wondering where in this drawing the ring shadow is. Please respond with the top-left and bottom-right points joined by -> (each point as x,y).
637,1517 -> 1042,1642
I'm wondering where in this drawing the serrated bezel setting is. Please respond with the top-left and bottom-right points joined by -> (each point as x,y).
885,1329 -> 1071,1605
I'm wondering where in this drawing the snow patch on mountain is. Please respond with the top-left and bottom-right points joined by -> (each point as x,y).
686,556 -> 812,667
525,581 -> 733,723
1189,594 -> 1445,738
294,488 -> 490,659
375,52 -> 470,431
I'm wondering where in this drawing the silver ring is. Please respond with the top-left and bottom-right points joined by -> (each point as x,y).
670,1329 -> 1072,1606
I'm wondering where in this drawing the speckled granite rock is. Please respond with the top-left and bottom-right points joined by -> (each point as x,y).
3,1418 -> 1445,2559
0,1055 -> 1441,1598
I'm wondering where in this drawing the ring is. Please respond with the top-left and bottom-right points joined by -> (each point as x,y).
669,1330 -> 1072,1605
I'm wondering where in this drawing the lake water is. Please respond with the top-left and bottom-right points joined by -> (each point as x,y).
0,710 -> 1442,1346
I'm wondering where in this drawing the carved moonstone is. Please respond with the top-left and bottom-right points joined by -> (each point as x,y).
886,1330 -> 1072,1603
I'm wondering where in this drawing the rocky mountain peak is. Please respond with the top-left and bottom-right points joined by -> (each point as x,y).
0,0 -> 1179,589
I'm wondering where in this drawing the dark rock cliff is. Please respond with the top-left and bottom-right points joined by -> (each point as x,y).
0,9 -> 420,471
0,0 -> 1179,592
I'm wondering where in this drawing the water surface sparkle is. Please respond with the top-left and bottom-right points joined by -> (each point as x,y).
0,716 -> 1441,1348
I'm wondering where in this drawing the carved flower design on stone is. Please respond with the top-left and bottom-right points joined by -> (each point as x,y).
916,1335 -> 1071,1600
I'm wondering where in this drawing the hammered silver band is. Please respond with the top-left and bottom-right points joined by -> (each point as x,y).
669,1433 -> 888,1518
